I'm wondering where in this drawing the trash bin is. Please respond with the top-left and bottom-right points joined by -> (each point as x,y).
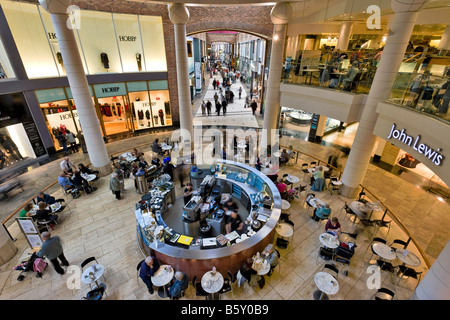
136,174 -> 148,194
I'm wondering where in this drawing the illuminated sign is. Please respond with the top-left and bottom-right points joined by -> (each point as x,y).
387,123 -> 444,166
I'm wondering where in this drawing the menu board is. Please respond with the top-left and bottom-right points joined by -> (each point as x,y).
22,120 -> 46,157
16,217 -> 43,249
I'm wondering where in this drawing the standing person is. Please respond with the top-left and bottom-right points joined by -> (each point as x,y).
76,131 -> 87,154
201,100 -> 206,116
238,87 -> 242,99
109,172 -> 121,200
250,100 -> 258,115
230,90 -> 234,103
222,99 -> 227,116
139,256 -> 160,295
65,129 -> 78,153
56,131 -> 69,155
213,79 -> 217,90
36,232 -> 69,275
206,100 -> 212,116
216,100 -> 221,116
163,158 -> 175,181
183,183 -> 193,205
214,92 -> 219,105
114,163 -> 125,193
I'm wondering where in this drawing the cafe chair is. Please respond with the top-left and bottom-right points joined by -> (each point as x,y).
301,163 -> 309,178
335,257 -> 350,276
228,270 -> 237,284
342,202 -> 357,223
323,263 -> 339,277
305,193 -> 316,214
390,239 -> 408,250
328,177 -> 341,195
218,276 -> 233,298
83,286 -> 106,300
37,218 -> 57,232
81,256 -> 106,289
395,265 -> 423,289
317,246 -> 334,264
192,276 -> 208,299
276,237 -> 289,249
309,161 -> 317,169
372,287 -> 395,300
357,191 -> 368,204
376,259 -> 396,276
372,219 -> 392,238
136,259 -> 145,284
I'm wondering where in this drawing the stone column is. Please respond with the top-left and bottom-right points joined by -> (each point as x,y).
39,0 -> 111,175
438,25 -> 450,53
340,0 -> 427,198
0,226 -> 17,265
261,2 -> 292,150
168,3 -> 193,147
336,21 -> 354,51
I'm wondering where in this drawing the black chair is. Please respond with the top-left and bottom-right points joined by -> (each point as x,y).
372,219 -> 392,238
390,239 -> 408,250
342,202 -> 357,223
284,219 -> 295,227
335,257 -> 350,276
305,193 -> 316,215
228,270 -> 236,284
376,259 -> 396,273
83,286 -> 106,300
309,161 -> 317,169
328,176 -> 341,195
395,265 -> 423,289
276,238 -> 289,249
136,259 -> 145,284
317,246 -> 334,264
218,277 -> 233,297
323,263 -> 339,279
301,163 -> 309,178
367,237 -> 387,263
357,191 -> 368,204
373,287 -> 395,300
192,276 -> 208,299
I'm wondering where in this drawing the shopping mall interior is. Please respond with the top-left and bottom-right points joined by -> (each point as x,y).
0,0 -> 449,305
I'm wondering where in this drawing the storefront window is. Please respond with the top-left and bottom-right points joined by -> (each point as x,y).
1,0 -> 59,78
149,80 -> 172,127
127,81 -> 152,130
0,35 -> 14,79
113,13 -> 144,73
76,11 -> 122,74
0,92 -> 46,168
93,82 -> 131,136
36,88 -> 79,152
139,15 -> 167,72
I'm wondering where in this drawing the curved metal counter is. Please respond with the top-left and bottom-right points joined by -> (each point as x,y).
136,159 -> 282,278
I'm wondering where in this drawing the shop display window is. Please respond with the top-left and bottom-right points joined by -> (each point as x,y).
127,82 -> 152,131
1,0 -> 59,78
149,89 -> 172,127
113,13 -> 144,73
0,36 -> 14,80
139,15 -> 167,72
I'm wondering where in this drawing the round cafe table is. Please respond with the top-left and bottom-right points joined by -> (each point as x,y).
201,270 -> 224,300
371,242 -> 397,261
313,271 -> 339,300
151,264 -> 174,298
251,257 -> 271,276
319,233 -> 340,249
281,199 -> 291,211
286,174 -> 300,186
276,223 -> 294,238
395,249 -> 421,267
81,264 -> 105,289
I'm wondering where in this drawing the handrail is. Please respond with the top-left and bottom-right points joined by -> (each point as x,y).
358,184 -> 431,269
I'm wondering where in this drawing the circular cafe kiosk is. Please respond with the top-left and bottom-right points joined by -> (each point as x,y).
135,159 -> 282,279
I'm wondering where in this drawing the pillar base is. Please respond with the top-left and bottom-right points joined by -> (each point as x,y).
0,238 -> 17,266
95,163 -> 113,177
339,184 -> 361,199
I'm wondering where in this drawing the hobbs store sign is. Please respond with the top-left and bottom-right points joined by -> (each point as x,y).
387,123 -> 444,166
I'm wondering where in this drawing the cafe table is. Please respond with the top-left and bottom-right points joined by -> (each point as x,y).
281,199 -> 291,211
151,264 -> 174,298
395,249 -> 421,267
313,271 -> 339,300
371,242 -> 397,264
286,174 -> 300,187
201,270 -> 224,300
319,232 -> 340,249
251,256 -> 271,276
81,263 -> 106,290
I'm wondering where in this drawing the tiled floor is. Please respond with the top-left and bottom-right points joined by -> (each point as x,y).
0,148 -> 435,300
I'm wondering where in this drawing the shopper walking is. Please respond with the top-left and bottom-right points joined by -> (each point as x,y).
36,232 -> 69,275
110,172 -> 121,200
65,129 -> 78,153
222,99 -> 228,116
238,87 -> 242,99
206,100 -> 212,116
250,100 -> 258,115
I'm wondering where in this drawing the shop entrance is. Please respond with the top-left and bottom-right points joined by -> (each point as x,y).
96,95 -> 134,136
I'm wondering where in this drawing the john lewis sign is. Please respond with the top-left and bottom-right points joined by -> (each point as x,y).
387,123 -> 444,166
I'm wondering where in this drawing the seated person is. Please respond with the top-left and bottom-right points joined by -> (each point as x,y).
71,170 -> 93,194
78,163 -> 99,177
237,258 -> 253,287
312,203 -> 331,221
310,166 -> 324,185
279,149 -> 290,166
167,271 -> 189,299
57,172 -> 76,192
151,155 -> 161,167
131,148 -> 140,160
262,244 -> 279,276
287,145 -> 295,159
183,183 -> 193,205
152,139 -> 163,155
325,217 -> 341,236
36,192 -> 59,205
60,156 -> 76,176
341,60 -> 359,90
35,201 -> 58,225
225,211 -> 244,234
138,156 -> 149,170
19,203 -> 34,220
276,179 -> 288,199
